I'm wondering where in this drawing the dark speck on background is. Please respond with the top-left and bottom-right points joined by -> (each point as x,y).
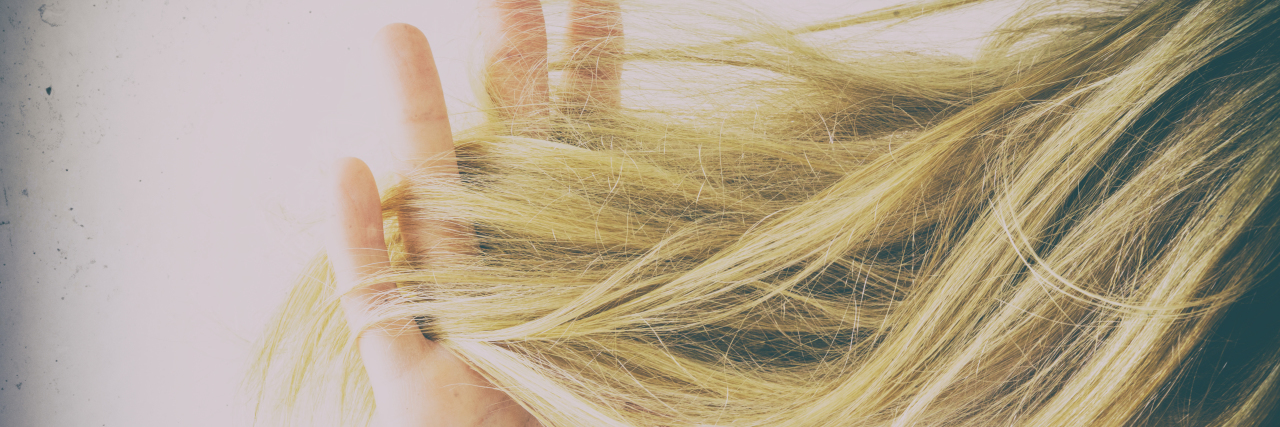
46,86 -> 52,95
39,4 -> 66,27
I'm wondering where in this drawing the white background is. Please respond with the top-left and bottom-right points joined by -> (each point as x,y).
0,0 -> 1004,425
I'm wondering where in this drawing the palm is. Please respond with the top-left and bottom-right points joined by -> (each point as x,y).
326,1 -> 621,426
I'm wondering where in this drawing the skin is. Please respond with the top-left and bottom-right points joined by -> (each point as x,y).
564,0 -> 623,110
326,1 -> 620,426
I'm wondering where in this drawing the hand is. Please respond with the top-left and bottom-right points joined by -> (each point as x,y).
326,1 -> 621,426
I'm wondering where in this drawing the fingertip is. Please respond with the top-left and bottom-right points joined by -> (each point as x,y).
334,156 -> 371,180
374,23 -> 438,83
371,21 -> 453,171
376,22 -> 427,48
333,157 -> 375,196
332,157 -> 379,218
330,157 -> 385,260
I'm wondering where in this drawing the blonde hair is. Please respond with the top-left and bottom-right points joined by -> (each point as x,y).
252,0 -> 1280,425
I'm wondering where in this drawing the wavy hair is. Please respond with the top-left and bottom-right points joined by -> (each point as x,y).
252,0 -> 1280,425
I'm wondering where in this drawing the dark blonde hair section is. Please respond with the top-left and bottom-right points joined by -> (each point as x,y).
252,0 -> 1280,425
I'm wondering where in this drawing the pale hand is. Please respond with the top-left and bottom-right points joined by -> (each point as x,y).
326,1 -> 621,426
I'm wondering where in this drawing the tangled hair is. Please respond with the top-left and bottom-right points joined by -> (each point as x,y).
252,0 -> 1280,425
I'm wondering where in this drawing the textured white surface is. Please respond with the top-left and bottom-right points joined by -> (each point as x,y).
0,0 -> 1003,425
0,1 -> 482,425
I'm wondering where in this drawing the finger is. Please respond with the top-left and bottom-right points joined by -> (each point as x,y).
376,23 -> 458,179
375,24 -> 474,263
327,157 -> 420,341
564,0 -> 623,110
481,0 -> 550,130
329,158 -> 538,426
